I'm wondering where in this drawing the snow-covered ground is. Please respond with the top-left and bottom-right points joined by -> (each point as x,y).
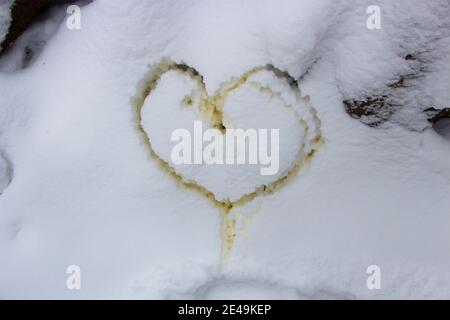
0,0 -> 449,299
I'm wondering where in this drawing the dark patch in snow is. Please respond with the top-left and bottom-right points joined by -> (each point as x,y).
425,107 -> 450,139
0,0 -> 53,54
433,119 -> 450,140
0,151 -> 13,195
0,0 -> 93,72
342,53 -> 436,129
342,74 -> 411,127
343,95 -> 392,127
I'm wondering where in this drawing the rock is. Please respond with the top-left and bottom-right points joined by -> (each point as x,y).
343,95 -> 392,127
342,54 -> 423,128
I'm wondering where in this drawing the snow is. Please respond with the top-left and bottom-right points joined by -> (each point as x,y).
0,0 -> 449,299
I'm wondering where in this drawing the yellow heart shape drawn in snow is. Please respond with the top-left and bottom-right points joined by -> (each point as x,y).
133,59 -> 322,212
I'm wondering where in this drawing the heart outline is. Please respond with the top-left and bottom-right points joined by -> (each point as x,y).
133,58 -> 322,211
